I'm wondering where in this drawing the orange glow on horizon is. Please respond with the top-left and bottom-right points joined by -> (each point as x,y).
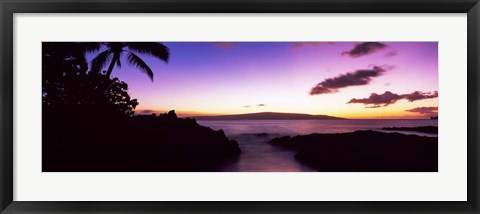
136,105 -> 438,119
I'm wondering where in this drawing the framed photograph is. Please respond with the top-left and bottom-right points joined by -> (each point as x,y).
1,0 -> 479,213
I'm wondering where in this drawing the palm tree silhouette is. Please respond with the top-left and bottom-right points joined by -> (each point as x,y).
91,42 -> 169,81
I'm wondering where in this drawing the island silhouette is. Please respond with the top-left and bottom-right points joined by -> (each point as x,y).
193,112 -> 345,120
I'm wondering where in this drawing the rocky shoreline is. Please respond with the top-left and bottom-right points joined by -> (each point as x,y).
43,110 -> 241,172
382,126 -> 438,134
269,130 -> 437,172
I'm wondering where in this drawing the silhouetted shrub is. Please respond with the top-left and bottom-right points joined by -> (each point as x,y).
42,42 -> 138,117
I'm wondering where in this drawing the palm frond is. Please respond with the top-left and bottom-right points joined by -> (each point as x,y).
80,42 -> 102,53
126,52 -> 154,81
116,58 -> 121,68
127,42 -> 170,63
90,49 -> 112,73
114,51 -> 122,68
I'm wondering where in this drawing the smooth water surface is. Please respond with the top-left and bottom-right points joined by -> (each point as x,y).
197,119 -> 437,172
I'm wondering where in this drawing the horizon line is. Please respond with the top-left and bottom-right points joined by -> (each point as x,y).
134,110 -> 437,120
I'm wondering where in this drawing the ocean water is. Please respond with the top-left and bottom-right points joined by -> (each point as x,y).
197,119 -> 438,172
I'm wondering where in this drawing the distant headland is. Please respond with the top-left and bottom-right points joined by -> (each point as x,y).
192,112 -> 345,120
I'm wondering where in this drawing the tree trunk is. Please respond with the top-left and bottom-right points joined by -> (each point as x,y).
105,54 -> 119,78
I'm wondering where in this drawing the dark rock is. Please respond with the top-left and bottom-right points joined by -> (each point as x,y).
253,132 -> 269,137
43,110 -> 241,172
167,110 -> 177,118
382,126 -> 438,134
269,130 -> 437,172
269,136 -> 294,149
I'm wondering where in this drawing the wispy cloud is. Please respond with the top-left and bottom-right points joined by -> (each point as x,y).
342,42 -> 388,58
137,109 -> 158,114
347,91 -> 403,108
310,65 -> 390,95
402,91 -> 438,102
406,106 -> 438,116
347,91 -> 438,108
291,42 -> 335,50
385,51 -> 398,58
244,104 -> 266,108
211,42 -> 237,49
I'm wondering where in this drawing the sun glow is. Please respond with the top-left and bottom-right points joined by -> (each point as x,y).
88,42 -> 438,119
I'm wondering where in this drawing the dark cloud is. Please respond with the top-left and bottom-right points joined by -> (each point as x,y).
137,109 -> 155,114
136,109 -> 161,115
347,91 -> 439,108
309,65 -> 388,95
385,51 -> 398,58
257,104 -> 266,107
348,91 -> 403,108
310,86 -> 335,95
211,42 -> 237,49
342,42 -> 387,58
402,91 -> 438,102
291,42 -> 335,49
406,106 -> 438,116
243,105 -> 251,108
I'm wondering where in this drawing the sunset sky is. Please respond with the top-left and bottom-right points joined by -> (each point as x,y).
87,42 -> 438,119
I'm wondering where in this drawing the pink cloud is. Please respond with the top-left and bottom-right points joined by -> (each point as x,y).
211,42 -> 237,49
291,42 -> 335,50
310,65 -> 389,95
342,42 -> 388,58
406,106 -> 438,116
348,91 -> 438,108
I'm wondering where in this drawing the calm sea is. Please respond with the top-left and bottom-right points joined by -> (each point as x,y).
196,119 -> 438,172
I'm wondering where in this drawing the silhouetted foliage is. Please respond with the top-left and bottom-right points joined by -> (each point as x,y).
42,42 -> 241,172
42,42 -> 138,117
90,42 -> 170,81
42,42 -> 98,103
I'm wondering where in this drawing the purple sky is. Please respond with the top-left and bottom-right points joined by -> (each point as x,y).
86,42 -> 438,119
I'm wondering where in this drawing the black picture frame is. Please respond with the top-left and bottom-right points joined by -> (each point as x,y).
1,0 -> 479,213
